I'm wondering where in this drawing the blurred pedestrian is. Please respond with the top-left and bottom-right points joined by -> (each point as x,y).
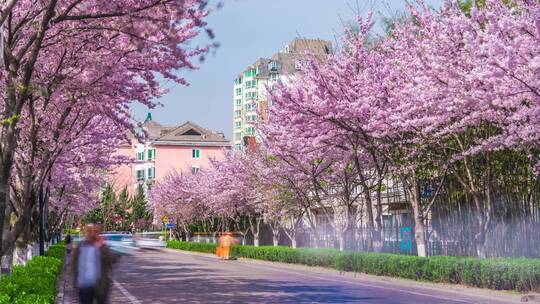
216,232 -> 238,260
65,233 -> 72,255
73,224 -> 118,304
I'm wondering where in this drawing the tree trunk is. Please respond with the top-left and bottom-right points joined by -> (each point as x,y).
0,248 -> 13,275
283,219 -> 298,249
248,216 -> 262,247
271,224 -> 280,247
362,187 -> 377,252
337,231 -> 346,252
405,176 -> 427,257
373,179 -> 385,252
14,228 -> 30,265
0,180 -> 12,258
183,225 -> 191,242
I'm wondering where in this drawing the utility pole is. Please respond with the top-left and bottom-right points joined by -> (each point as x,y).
39,187 -> 45,256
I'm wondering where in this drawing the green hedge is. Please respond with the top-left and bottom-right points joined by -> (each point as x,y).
167,240 -> 218,254
167,241 -> 540,292
0,243 -> 65,304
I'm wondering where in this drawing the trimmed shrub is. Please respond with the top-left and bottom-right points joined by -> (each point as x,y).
167,240 -> 217,253
44,242 -> 65,259
0,243 -> 65,304
167,240 -> 540,292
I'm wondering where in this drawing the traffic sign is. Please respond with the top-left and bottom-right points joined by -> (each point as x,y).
166,223 -> 176,229
162,216 -> 168,223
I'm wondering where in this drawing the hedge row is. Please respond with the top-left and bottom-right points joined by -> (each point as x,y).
166,241 -> 540,292
167,240 -> 218,254
0,243 -> 65,304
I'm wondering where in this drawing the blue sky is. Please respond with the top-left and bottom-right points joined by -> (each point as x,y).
132,0 -> 443,139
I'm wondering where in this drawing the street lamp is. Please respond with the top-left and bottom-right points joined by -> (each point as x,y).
39,186 -> 45,256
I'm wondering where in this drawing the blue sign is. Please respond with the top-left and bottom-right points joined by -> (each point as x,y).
166,223 -> 176,229
400,227 -> 413,251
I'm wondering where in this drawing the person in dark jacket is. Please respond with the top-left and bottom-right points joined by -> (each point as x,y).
65,233 -> 72,254
73,224 -> 118,304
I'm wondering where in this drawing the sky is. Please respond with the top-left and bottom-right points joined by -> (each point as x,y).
132,0 -> 444,139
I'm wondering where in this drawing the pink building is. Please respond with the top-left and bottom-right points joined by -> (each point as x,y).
110,116 -> 231,194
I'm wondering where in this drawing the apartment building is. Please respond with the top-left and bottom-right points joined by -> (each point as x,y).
232,38 -> 332,150
111,114 -> 231,194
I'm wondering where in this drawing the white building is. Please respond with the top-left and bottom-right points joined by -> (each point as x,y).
232,38 -> 332,150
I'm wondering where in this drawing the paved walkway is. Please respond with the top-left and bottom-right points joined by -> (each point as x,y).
58,249 -> 524,304
55,251 -> 126,304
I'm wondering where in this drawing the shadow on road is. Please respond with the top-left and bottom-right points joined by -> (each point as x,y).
113,253 -> 381,304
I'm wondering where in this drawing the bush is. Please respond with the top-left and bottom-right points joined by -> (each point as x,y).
44,242 -> 65,259
0,243 -> 65,304
167,240 -> 217,253
167,240 -> 540,292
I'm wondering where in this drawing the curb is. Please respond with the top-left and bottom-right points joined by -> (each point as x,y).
521,294 -> 540,302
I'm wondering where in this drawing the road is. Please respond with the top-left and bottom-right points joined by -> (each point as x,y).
106,249 -> 519,304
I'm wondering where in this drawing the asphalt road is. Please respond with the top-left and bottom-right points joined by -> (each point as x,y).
108,249 -> 519,304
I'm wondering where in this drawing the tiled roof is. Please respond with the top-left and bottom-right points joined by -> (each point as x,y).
143,120 -> 230,147
144,120 -> 176,140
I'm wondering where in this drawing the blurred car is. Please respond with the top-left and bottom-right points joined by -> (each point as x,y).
133,232 -> 166,249
71,234 -> 84,244
101,233 -> 139,255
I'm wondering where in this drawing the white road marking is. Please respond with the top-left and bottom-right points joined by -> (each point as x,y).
114,280 -> 142,304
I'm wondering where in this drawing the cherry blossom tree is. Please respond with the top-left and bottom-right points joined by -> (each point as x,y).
259,0 -> 540,256
149,0 -> 540,258
0,0 -> 213,257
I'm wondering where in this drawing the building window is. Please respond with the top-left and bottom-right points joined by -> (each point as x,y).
269,60 -> 278,71
245,127 -> 255,136
246,92 -> 257,100
247,114 -> 257,122
147,148 -> 156,161
191,166 -> 200,174
192,149 -> 201,159
244,68 -> 256,78
235,88 -> 242,96
235,132 -> 242,141
235,99 -> 242,107
136,151 -> 144,161
270,73 -> 278,81
147,167 -> 156,180
234,77 -> 243,85
235,143 -> 243,150
136,169 -> 145,181
245,80 -> 257,88
235,121 -> 242,129
235,109 -> 242,118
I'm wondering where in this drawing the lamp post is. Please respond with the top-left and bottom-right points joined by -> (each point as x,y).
39,186 -> 45,256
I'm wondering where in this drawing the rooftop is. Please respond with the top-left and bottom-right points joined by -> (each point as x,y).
127,117 -> 231,147
236,38 -> 332,79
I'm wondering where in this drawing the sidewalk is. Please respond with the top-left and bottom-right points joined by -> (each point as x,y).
55,251 -> 77,304
55,252 -> 127,304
